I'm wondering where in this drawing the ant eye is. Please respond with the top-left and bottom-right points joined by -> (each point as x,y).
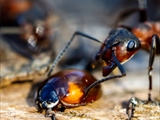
127,40 -> 135,52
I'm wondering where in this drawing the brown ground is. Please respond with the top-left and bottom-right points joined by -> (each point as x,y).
0,69 -> 160,120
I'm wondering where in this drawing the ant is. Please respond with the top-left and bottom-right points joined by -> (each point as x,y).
35,0 -> 159,120
22,21 -> 53,55
35,28 -> 141,119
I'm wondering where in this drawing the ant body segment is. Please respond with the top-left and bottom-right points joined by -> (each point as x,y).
120,0 -> 160,54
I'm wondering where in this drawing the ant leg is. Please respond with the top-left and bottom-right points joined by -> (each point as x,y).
102,46 -> 126,76
90,43 -> 105,70
148,35 -> 157,101
85,50 -> 126,96
47,31 -> 102,77
45,109 -> 57,120
138,0 -> 148,22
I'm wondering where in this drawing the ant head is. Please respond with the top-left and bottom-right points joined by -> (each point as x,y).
103,27 -> 141,64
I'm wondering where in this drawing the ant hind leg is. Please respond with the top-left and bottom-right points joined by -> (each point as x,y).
148,35 -> 158,101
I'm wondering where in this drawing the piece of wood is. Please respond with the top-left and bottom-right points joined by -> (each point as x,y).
0,74 -> 159,120
133,103 -> 160,120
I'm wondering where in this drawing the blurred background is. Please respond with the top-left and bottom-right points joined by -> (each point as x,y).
0,0 -> 160,83
0,0 -> 160,119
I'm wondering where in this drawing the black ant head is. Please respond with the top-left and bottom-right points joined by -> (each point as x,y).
103,27 -> 141,64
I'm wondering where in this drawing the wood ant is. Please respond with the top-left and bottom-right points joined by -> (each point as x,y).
35,27 -> 141,119
35,1 -> 158,120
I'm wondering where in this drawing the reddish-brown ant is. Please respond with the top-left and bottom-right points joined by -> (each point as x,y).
35,1 -> 159,120
35,27 -> 141,119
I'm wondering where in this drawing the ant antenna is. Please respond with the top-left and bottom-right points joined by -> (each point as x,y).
148,35 -> 158,101
47,31 -> 103,77
138,0 -> 148,22
138,0 -> 147,9
85,50 -> 126,96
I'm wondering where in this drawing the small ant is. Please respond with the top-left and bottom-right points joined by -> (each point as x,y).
22,21 -> 53,54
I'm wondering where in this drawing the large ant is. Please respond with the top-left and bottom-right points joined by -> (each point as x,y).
35,28 -> 140,120
35,0 -> 159,120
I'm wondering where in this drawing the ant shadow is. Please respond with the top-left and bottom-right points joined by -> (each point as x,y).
26,81 -> 42,107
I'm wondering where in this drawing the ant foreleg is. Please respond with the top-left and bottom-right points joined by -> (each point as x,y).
85,50 -> 126,96
102,48 -> 126,76
148,35 -> 158,101
47,31 -> 102,77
